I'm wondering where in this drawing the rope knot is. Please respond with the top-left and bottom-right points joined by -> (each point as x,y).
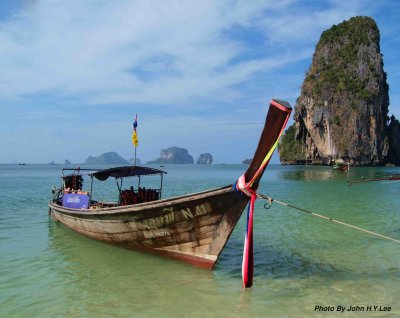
235,174 -> 256,198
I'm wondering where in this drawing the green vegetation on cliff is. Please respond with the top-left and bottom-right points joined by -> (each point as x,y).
318,16 -> 378,48
278,124 -> 304,162
303,16 -> 384,102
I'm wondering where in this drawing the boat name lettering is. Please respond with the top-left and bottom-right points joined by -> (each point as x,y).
138,210 -> 175,229
136,203 -> 211,229
162,208 -> 175,223
143,229 -> 171,239
181,203 -> 211,220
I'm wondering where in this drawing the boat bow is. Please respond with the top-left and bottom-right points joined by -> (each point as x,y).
235,99 -> 292,288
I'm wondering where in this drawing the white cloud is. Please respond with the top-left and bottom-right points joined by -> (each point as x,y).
0,0 -> 310,106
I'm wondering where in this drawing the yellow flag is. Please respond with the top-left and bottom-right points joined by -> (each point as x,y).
132,130 -> 138,147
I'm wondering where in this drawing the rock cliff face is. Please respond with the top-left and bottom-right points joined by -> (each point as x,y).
386,116 -> 400,165
196,153 -> 213,164
148,147 -> 194,164
279,16 -> 398,165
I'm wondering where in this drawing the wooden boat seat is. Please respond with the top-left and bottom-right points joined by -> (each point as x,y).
119,187 -> 159,206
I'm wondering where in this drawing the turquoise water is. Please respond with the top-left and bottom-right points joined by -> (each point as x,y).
1,164 -> 399,317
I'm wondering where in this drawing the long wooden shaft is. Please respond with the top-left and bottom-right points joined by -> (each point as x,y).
244,99 -> 292,190
350,175 -> 400,184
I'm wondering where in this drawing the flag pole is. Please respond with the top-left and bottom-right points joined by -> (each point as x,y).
132,114 -> 138,166
134,147 -> 137,166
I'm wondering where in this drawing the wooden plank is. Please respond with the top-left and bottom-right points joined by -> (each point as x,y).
208,197 -> 248,256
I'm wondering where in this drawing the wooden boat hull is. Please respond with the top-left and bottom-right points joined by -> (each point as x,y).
332,164 -> 349,172
49,186 -> 248,269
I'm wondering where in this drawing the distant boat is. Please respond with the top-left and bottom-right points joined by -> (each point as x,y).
18,163 -> 26,166
332,163 -> 350,172
49,99 -> 292,269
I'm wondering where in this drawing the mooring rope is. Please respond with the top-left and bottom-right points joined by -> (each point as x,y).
256,193 -> 400,244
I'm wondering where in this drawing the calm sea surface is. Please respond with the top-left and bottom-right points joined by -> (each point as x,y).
1,164 -> 399,317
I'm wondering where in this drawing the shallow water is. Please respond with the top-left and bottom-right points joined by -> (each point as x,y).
0,164 -> 399,317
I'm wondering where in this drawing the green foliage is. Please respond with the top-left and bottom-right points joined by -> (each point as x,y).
318,16 -> 378,48
303,16 -> 380,102
278,124 -> 304,162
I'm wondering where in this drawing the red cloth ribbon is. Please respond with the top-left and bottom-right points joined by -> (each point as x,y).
236,174 -> 257,288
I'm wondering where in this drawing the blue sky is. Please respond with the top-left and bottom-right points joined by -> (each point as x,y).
0,0 -> 399,164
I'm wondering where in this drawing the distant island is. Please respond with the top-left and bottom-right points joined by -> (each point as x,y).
148,147 -> 194,164
242,159 -> 252,164
56,148 -> 213,166
84,151 -> 129,165
196,153 -> 213,164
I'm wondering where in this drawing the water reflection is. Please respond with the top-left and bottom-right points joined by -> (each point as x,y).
278,165 -> 400,184
279,166 -> 335,181
217,237 -> 342,280
47,221 -> 223,316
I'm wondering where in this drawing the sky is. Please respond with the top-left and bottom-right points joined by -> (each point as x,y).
0,0 -> 399,164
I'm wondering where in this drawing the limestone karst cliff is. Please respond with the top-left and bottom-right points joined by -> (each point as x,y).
196,153 -> 213,164
147,147 -> 194,164
279,16 -> 399,165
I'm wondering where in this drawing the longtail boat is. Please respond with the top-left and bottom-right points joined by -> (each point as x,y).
49,99 -> 292,270
349,174 -> 400,185
332,163 -> 350,172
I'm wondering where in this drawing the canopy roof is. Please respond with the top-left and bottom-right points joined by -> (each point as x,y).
62,166 -> 166,181
91,166 -> 166,181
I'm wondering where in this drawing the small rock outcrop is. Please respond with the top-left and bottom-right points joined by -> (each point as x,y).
196,153 -> 213,164
279,16 -> 399,165
148,147 -> 194,164
84,152 -> 129,165
386,116 -> 400,165
242,159 -> 252,164
64,159 -> 72,165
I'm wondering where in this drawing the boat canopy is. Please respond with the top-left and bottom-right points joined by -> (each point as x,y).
90,166 -> 166,181
61,166 -> 166,181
